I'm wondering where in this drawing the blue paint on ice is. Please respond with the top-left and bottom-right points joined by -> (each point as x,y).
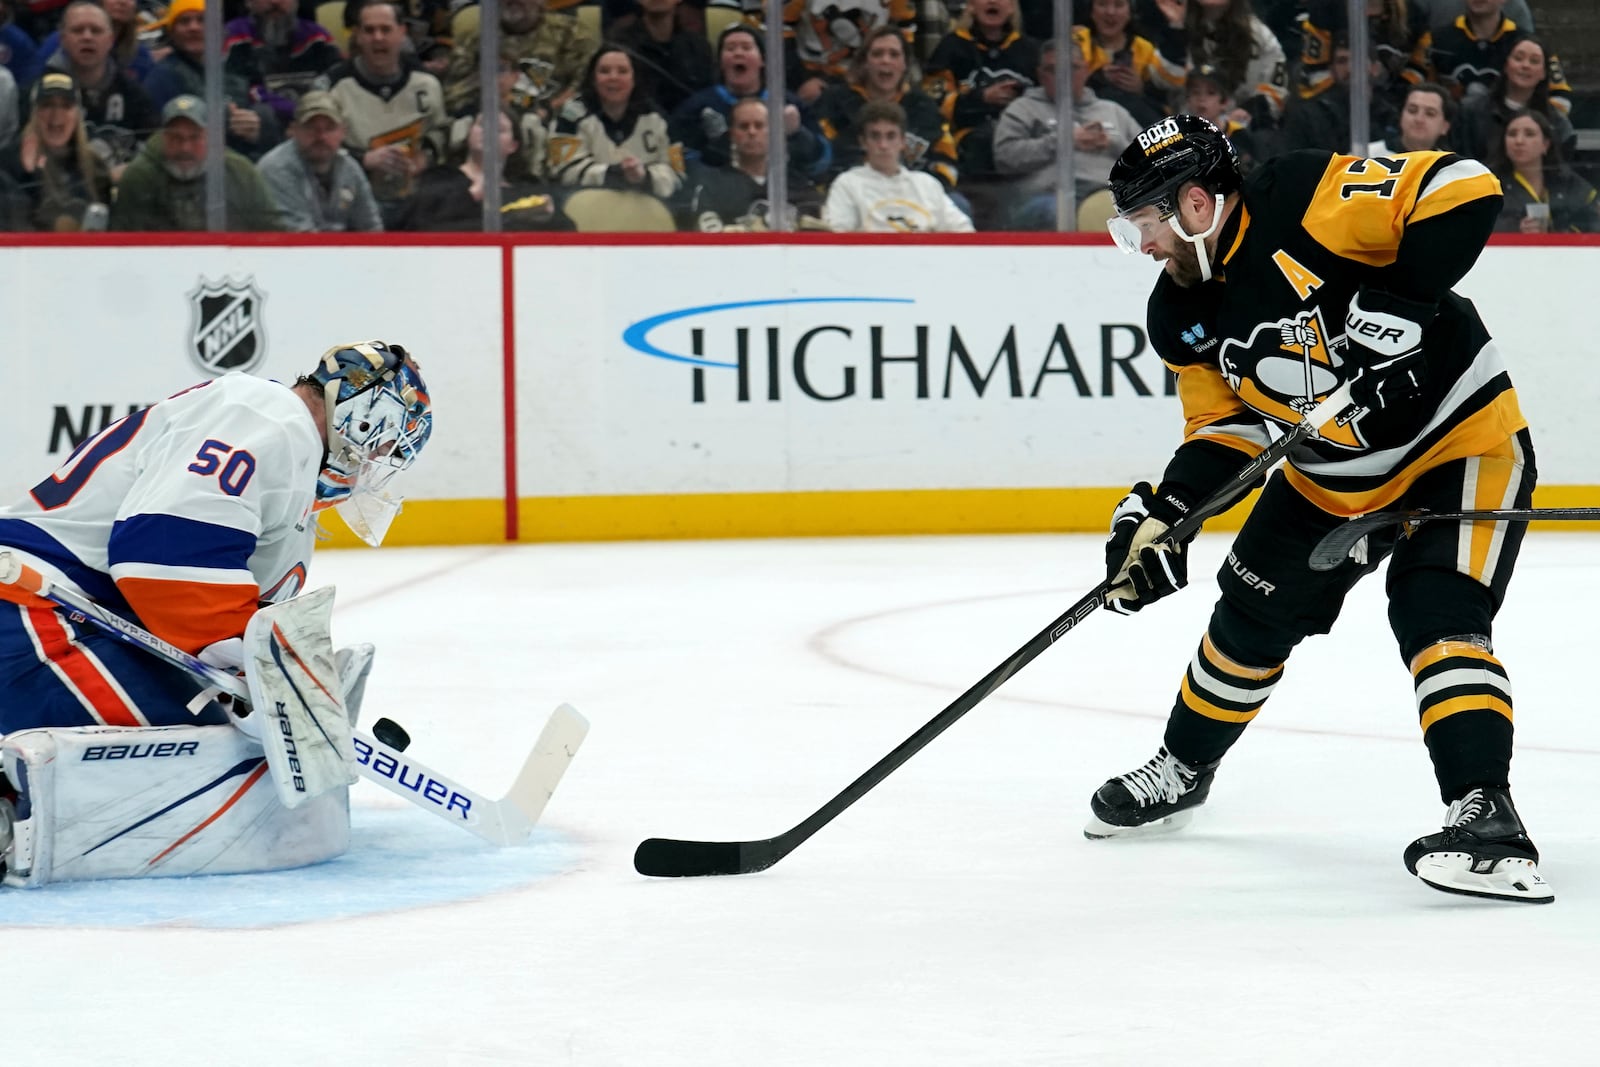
0,808 -> 580,929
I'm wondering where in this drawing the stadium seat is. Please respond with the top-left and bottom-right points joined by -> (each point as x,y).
451,3 -> 480,41
705,4 -> 754,46
316,0 -> 350,52
574,3 -> 601,41
561,189 -> 677,232
1076,188 -> 1117,233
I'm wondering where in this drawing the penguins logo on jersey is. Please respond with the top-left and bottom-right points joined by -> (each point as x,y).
188,277 -> 267,376
1217,305 -> 1365,448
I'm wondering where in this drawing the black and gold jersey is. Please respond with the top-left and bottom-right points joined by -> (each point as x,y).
1146,148 -> 1526,518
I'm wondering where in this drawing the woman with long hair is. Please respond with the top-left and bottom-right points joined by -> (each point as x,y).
1455,35 -> 1575,164
0,72 -> 111,231
395,108 -> 567,231
1149,0 -> 1287,124
547,45 -> 685,201
1490,110 -> 1597,234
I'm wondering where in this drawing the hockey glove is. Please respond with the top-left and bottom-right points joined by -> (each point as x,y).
1344,289 -> 1431,412
1103,482 -> 1193,615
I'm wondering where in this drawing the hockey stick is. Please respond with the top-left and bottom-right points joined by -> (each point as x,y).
1308,506 -> 1600,572
0,552 -> 588,848
634,383 -> 1358,877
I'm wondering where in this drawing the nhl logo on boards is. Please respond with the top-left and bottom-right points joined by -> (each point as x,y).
188,277 -> 266,376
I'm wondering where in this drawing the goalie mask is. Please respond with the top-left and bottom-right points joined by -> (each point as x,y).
1105,114 -> 1241,282
310,341 -> 433,546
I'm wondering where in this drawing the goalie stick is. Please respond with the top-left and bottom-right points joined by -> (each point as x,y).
633,382 -> 1358,878
0,552 -> 588,848
1308,506 -> 1600,572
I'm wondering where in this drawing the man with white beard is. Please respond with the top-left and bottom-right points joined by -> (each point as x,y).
224,0 -> 343,130
110,95 -> 283,231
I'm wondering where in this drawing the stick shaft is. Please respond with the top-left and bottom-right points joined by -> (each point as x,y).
636,383 -> 1356,877
1307,505 -> 1600,571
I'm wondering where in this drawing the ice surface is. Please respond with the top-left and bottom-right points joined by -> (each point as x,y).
7,533 -> 1598,1066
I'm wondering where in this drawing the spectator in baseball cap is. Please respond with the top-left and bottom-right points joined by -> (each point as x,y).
111,94 -> 284,231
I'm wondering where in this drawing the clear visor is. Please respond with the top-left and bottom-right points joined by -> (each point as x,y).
1106,208 -> 1170,255
332,459 -> 409,547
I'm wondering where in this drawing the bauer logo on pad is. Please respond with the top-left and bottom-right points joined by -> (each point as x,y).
188,276 -> 267,376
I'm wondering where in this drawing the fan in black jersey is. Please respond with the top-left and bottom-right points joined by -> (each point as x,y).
1086,113 -> 1552,904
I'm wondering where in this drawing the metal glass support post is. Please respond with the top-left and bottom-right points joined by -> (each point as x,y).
204,1 -> 226,231
1052,0 -> 1075,232
1347,0 -> 1372,154
764,0 -> 790,232
480,0 -> 504,232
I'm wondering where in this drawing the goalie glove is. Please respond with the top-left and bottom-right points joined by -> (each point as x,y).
1103,482 -> 1193,615
1344,289 -> 1431,412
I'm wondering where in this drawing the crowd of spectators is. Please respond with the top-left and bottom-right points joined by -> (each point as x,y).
0,0 -> 1592,232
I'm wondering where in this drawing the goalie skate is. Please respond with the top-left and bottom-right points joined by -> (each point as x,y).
1404,787 -> 1553,904
1084,746 -> 1218,840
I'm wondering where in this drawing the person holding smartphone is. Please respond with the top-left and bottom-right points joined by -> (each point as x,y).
1490,110 -> 1598,234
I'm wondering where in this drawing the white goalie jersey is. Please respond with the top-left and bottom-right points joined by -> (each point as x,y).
0,373 -> 323,654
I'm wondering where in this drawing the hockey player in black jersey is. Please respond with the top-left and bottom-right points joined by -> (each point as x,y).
1084,113 -> 1551,903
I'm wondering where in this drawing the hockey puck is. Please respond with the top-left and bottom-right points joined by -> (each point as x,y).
372,717 -> 411,752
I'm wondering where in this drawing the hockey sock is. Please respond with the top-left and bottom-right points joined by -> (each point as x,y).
1412,638 -> 1514,801
1162,631 -> 1284,766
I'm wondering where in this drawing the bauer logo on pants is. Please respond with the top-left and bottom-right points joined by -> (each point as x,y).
188,277 -> 267,376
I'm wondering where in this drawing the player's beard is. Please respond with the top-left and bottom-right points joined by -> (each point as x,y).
1162,239 -> 1205,288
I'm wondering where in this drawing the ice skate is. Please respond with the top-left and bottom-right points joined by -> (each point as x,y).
1405,787 -> 1553,904
1084,747 -> 1219,839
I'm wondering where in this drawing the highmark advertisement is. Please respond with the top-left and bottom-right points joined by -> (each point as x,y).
515,244 -> 1183,500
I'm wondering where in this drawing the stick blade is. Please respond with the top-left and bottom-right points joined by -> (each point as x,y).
633,837 -> 783,877
504,703 -> 590,830
1308,513 -> 1395,572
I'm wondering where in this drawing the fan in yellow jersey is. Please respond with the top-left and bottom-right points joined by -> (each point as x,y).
1083,114 -> 1550,904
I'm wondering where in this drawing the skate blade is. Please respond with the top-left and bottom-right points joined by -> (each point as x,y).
1083,809 -> 1195,841
1413,853 -> 1554,904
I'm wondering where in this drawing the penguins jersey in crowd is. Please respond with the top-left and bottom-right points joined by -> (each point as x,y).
547,100 -> 686,199
316,59 -> 448,200
1147,148 -> 1522,518
0,373 -> 321,655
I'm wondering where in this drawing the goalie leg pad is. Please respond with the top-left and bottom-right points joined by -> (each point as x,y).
244,587 -> 358,808
1,724 -> 349,888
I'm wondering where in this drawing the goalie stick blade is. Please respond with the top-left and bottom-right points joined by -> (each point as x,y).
633,837 -> 785,878
503,703 -> 589,829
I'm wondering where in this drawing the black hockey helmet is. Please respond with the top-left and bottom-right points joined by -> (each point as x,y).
1107,114 -> 1241,220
